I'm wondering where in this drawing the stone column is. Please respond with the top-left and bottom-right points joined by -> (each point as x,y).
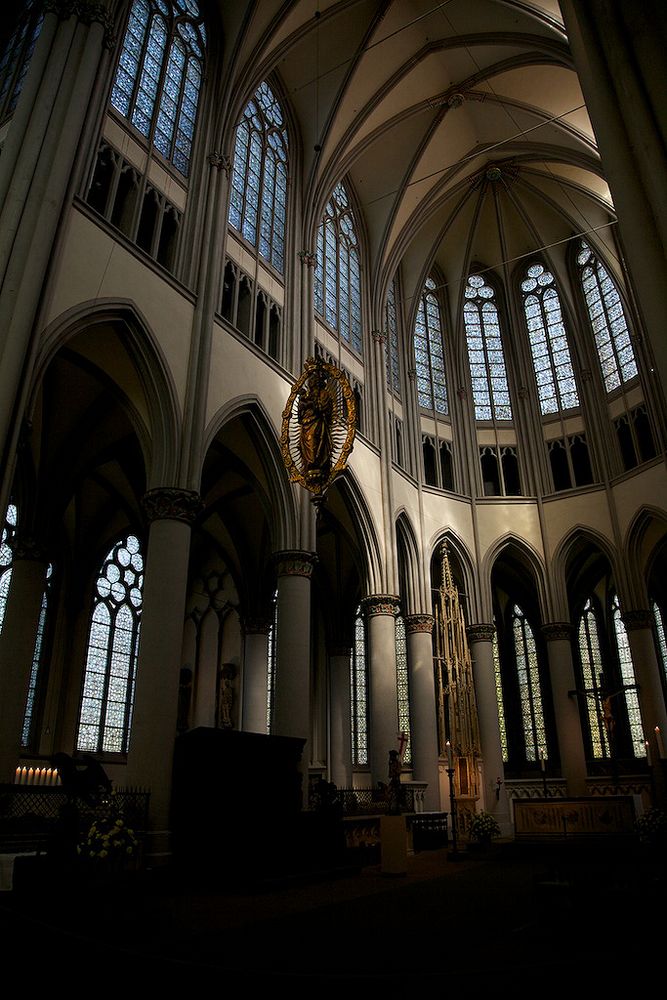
124,488 -> 200,860
542,622 -> 588,797
466,624 -> 511,831
329,643 -> 353,789
272,550 -> 316,804
241,618 -> 271,735
362,595 -> 400,788
405,614 -> 440,811
0,540 -> 49,780
0,2 -> 114,510
623,610 -> 667,805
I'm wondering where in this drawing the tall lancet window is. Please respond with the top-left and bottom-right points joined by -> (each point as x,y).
351,607 -> 369,766
611,593 -> 645,757
577,241 -> 638,393
414,277 -> 448,414
577,598 -> 609,759
395,614 -> 411,764
512,604 -> 546,762
464,274 -> 512,420
386,279 -> 401,395
314,182 -> 362,352
110,0 -> 206,176
0,503 -> 17,634
77,535 -> 144,754
521,263 -> 579,414
229,81 -> 288,273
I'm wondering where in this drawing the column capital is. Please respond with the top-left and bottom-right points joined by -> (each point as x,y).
298,250 -> 318,267
328,643 -> 352,658
142,487 -> 202,525
621,609 -> 653,631
466,623 -> 496,643
541,622 -> 573,641
405,613 -> 434,634
45,0 -> 116,46
360,594 -> 400,617
273,550 -> 318,578
208,151 -> 232,174
9,536 -> 48,563
371,329 -> 387,345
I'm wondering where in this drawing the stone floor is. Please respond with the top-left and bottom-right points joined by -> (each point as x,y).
2,837 -> 664,987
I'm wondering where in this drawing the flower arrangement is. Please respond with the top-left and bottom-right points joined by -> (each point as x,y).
469,810 -> 501,843
635,808 -> 667,847
78,809 -> 139,863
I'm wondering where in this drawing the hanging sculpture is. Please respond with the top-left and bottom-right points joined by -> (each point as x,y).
281,356 -> 357,507
433,542 -> 481,799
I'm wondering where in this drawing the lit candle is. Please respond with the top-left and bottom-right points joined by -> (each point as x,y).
645,740 -> 652,766
655,726 -> 665,758
446,740 -> 453,770
539,750 -> 546,771
15,767 -> 20,785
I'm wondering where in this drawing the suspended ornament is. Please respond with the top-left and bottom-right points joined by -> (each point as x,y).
281,356 -> 357,507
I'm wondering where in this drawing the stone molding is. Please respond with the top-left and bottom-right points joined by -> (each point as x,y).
466,623 -> 495,643
621,609 -> 653,631
360,594 -> 400,617
405,614 -> 434,634
541,622 -> 573,641
273,550 -> 318,578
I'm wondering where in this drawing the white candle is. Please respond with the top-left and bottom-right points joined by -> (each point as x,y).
645,740 -> 652,766
446,740 -> 453,769
655,726 -> 665,758
539,750 -> 545,771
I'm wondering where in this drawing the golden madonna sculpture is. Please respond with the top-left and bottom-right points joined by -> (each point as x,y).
281,356 -> 357,503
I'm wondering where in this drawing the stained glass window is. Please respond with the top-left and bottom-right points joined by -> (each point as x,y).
577,241 -> 638,393
77,535 -> 144,754
351,607 -> 369,766
414,277 -> 448,414
611,593 -> 645,757
0,503 -> 17,635
464,274 -> 512,420
110,0 -> 206,176
577,599 -> 609,758
652,600 -> 667,688
267,590 -> 278,733
395,614 -> 411,764
493,631 -> 508,763
21,564 -> 53,750
521,263 -> 579,414
0,0 -> 43,123
512,604 -> 546,762
314,182 -> 362,352
386,280 -> 401,395
229,81 -> 288,273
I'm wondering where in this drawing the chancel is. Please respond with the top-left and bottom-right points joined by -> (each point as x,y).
0,0 -> 666,979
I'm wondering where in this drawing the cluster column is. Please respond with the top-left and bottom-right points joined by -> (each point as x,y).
272,550 -> 316,803
329,643 -> 353,789
362,595 -> 400,788
405,614 -> 440,811
125,487 -> 201,859
466,624 -> 511,829
0,539 -> 49,780
241,618 -> 271,735
622,610 -> 667,804
541,622 -> 588,797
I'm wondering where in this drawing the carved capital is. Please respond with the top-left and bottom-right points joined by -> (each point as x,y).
466,623 -> 496,643
621,609 -> 653,631
371,329 -> 387,345
273,550 -> 317,578
298,250 -> 318,267
541,622 -> 573,642
9,536 -> 48,562
45,0 -> 116,47
456,386 -> 467,399
142,488 -> 202,525
242,618 -> 272,636
360,594 -> 400,618
208,151 -> 232,173
405,614 -> 434,634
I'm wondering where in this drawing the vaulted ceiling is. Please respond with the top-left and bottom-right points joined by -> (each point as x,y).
213,0 -> 615,323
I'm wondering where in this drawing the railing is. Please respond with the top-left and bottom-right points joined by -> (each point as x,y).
0,784 -> 150,854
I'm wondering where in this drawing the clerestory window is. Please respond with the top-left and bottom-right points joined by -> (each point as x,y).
314,181 -> 362,353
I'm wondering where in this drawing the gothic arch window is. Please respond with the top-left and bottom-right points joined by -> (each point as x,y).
464,274 -> 512,421
576,240 -> 638,393
21,565 -> 53,750
229,80 -> 288,273
110,0 -> 206,176
386,279 -> 401,395
521,263 -> 579,414
414,277 -> 448,414
77,535 -> 144,754
395,614 -> 411,764
0,0 -> 43,124
0,503 -> 17,634
577,598 -> 609,758
314,181 -> 362,353
512,604 -> 546,762
351,607 -> 369,766
611,593 -> 644,757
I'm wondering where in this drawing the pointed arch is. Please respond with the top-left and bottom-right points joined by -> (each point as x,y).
483,534 -> 549,624
395,510 -> 422,614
